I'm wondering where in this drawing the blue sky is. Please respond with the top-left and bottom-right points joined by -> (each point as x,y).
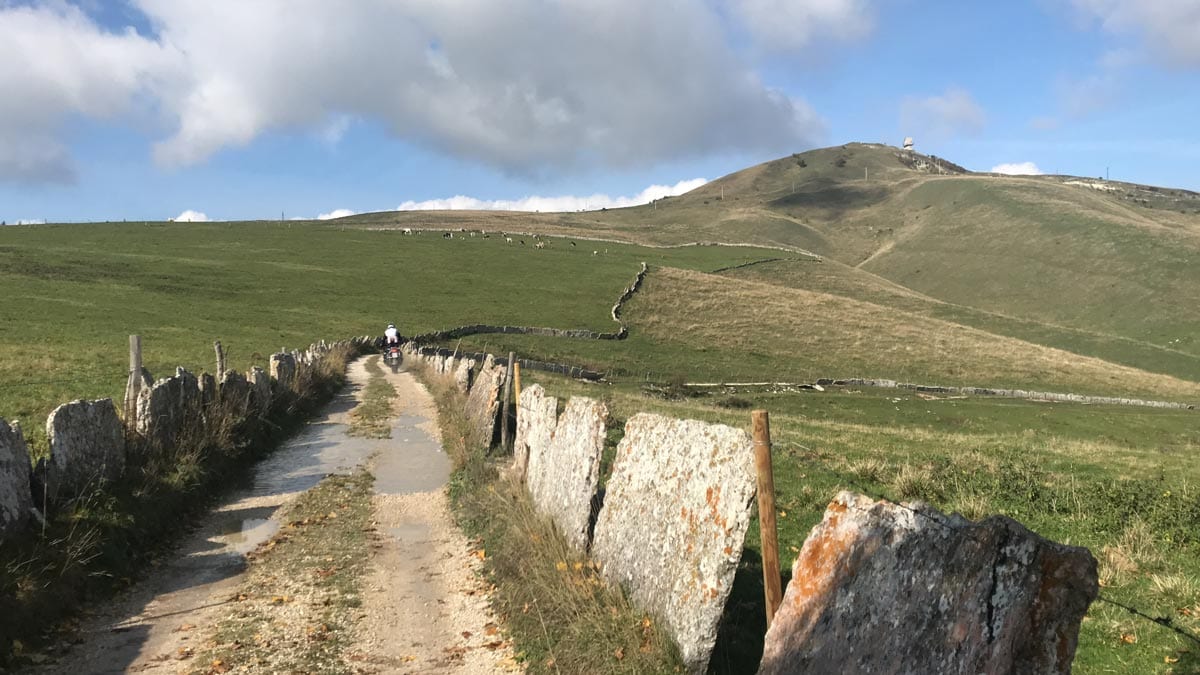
1,0 -> 1198,223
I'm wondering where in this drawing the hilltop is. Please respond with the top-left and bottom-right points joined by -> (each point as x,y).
343,143 -> 1200,381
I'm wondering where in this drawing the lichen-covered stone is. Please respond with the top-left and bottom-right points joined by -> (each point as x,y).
198,372 -> 217,405
757,491 -> 1099,675
0,418 -> 34,540
219,369 -> 251,417
269,352 -> 296,391
453,358 -> 474,393
513,384 -> 556,480
591,413 -> 756,674
526,396 -> 605,552
248,366 -> 272,414
136,376 -> 183,447
464,363 -> 503,444
43,399 -> 125,500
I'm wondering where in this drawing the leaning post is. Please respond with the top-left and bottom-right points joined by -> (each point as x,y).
513,361 -> 522,406
753,410 -> 783,628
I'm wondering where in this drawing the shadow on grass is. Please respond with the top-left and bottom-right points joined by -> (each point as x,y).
708,547 -> 790,674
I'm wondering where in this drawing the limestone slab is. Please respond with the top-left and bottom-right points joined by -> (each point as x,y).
44,398 -> 125,500
591,413 -> 756,674
0,418 -> 33,540
464,363 -> 503,444
513,384 -> 556,481
525,396 -> 605,552
757,491 -> 1099,675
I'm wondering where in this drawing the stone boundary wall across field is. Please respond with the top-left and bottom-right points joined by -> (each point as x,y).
685,377 -> 1196,411
415,346 -> 1099,674
409,262 -> 648,344
0,336 -> 371,545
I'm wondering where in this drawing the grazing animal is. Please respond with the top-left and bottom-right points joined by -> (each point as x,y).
520,240 -> 525,245
505,236 -> 513,244
535,241 -> 546,249
592,250 -> 598,256
443,232 -> 452,239
570,241 -> 576,247
402,228 -> 413,235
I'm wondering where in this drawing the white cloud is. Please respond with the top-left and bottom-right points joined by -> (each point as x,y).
395,178 -> 708,212
0,3 -> 179,183
1071,0 -> 1200,67
173,209 -> 209,222
899,87 -> 986,140
317,208 -> 356,220
990,162 -> 1044,175
0,1 -> 833,183
12,219 -> 45,225
728,0 -> 874,51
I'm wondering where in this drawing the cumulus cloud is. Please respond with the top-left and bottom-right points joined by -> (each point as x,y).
0,2 -> 178,183
990,162 -> 1044,175
317,208 -> 356,220
0,1 -> 835,183
173,209 -> 209,222
1070,0 -> 1200,67
395,178 -> 707,212
728,0 -> 874,51
899,87 -> 986,140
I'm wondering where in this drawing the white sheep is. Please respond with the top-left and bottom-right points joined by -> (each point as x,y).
402,227 -> 413,235
535,241 -> 546,249
505,236 -> 514,244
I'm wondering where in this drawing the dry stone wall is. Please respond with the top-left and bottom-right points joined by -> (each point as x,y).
757,491 -> 1099,675
41,398 -> 125,502
0,419 -> 33,540
591,413 -> 757,674
0,335 -> 365,547
269,352 -> 296,391
525,396 -> 607,552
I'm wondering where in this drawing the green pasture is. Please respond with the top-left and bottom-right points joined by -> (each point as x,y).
0,220 -> 768,452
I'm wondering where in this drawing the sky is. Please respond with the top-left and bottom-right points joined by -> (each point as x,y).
1,0 -> 1198,223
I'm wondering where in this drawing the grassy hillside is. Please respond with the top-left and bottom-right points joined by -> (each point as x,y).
0,221 -> 770,451
343,143 -> 1200,378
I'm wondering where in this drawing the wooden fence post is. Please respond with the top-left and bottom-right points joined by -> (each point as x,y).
124,335 -> 143,428
513,361 -> 522,406
753,410 -> 783,628
214,340 -> 226,377
499,352 -> 515,452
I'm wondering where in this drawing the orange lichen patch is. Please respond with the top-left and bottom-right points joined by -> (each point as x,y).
788,499 -> 854,609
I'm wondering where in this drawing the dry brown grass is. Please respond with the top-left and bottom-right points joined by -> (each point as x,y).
632,267 -> 1200,399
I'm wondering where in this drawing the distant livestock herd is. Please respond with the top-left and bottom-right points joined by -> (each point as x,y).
399,226 -> 605,255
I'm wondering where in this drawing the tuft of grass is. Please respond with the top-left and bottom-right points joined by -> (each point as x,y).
346,355 -> 397,438
412,362 -> 683,675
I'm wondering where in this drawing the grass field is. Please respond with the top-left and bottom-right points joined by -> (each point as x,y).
5,142 -> 1200,673
0,221 -> 768,451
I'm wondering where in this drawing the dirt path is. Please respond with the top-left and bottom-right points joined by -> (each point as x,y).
28,358 -> 517,674
347,364 -> 519,674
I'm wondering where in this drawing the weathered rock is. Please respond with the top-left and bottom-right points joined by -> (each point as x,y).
0,419 -> 34,540
175,367 -> 201,413
136,376 -> 183,448
525,396 -> 605,552
198,372 -> 217,405
219,369 -> 251,416
43,399 -> 125,500
453,358 -> 474,393
269,352 -> 296,391
757,491 -> 1099,675
592,413 -> 756,674
248,366 -> 272,414
464,364 -> 503,444
513,384 -> 556,480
